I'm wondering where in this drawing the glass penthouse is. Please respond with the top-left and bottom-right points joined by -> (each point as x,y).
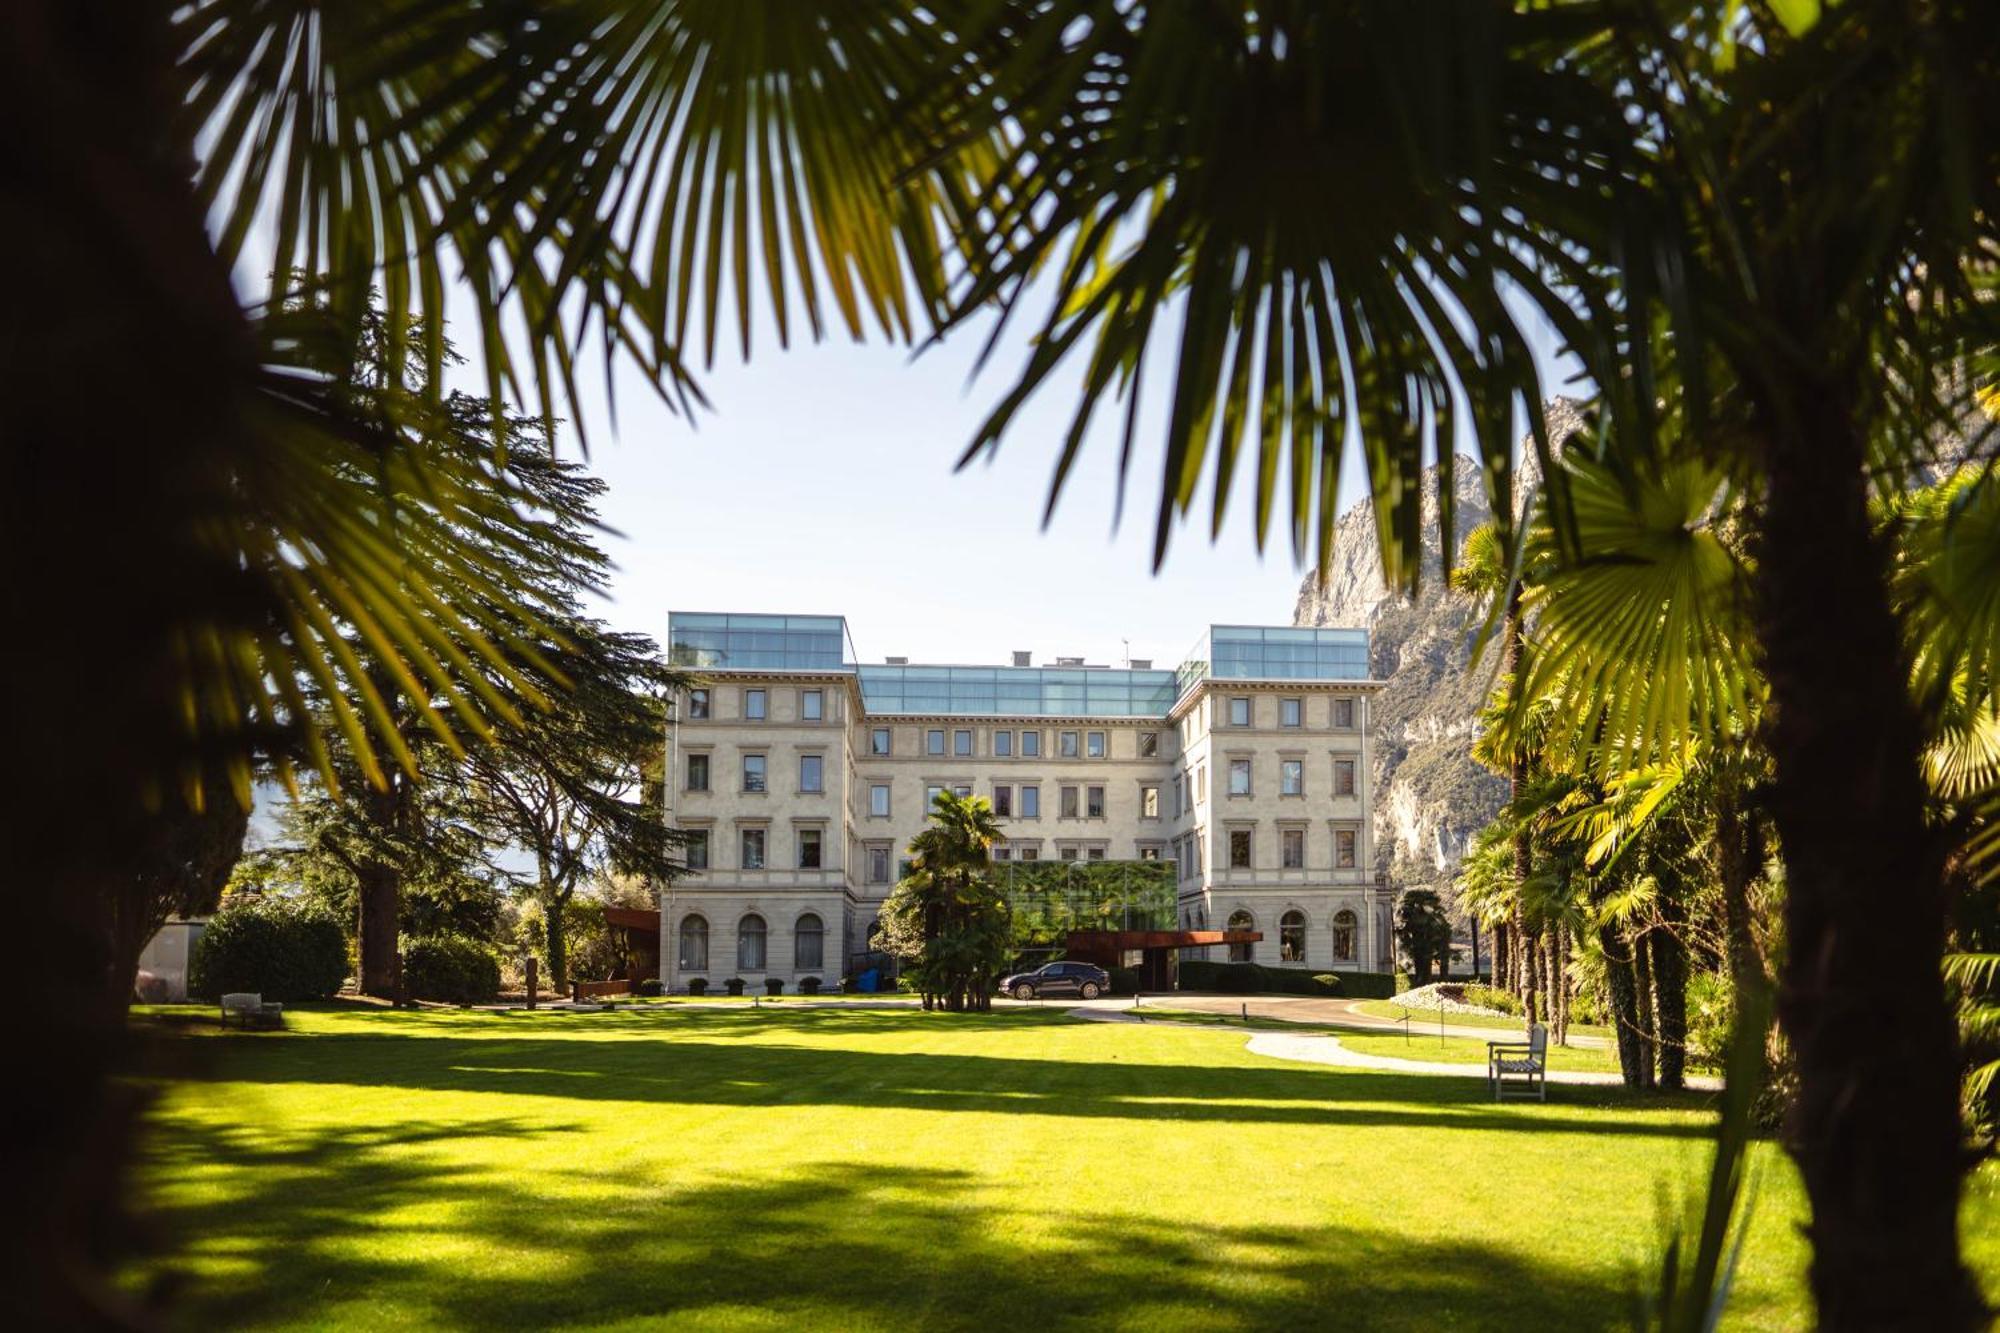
660,612 -> 1388,991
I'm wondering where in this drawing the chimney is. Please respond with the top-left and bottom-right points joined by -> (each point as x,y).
1054,656 -> 1085,666
1012,650 -> 1032,667
1128,658 -> 1152,670
885,656 -> 908,665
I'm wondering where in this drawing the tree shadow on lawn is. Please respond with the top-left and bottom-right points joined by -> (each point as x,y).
154,1005 -> 1718,1138
140,1118 -> 1678,1331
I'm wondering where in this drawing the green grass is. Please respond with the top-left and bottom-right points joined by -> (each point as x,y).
125,1003 -> 2000,1331
1352,998 -> 1614,1040
1336,1029 -> 1629,1076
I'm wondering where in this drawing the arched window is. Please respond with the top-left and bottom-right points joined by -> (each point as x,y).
1227,909 -> 1256,963
795,913 -> 824,970
678,914 -> 709,971
738,914 -> 767,971
1332,909 -> 1358,962
1280,910 -> 1307,963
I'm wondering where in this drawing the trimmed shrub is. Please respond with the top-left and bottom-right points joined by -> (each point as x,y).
402,936 -> 501,1005
1107,966 -> 1144,996
687,978 -> 708,997
765,978 -> 784,996
189,898 -> 347,1001
636,978 -> 664,998
799,976 -> 822,995
1175,960 -> 1396,998
1463,983 -> 1523,1016
1313,974 -> 1341,995
1338,971 -> 1399,999
725,977 -> 745,996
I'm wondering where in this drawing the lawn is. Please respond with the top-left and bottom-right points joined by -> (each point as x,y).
1352,998 -> 1614,1040
1335,1028 -> 1629,1076
126,1004 -> 2000,1330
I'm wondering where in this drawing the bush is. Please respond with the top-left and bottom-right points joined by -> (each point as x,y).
799,976 -> 822,995
636,978 -> 663,997
1394,970 -> 1413,994
1686,971 -> 1733,1070
1569,988 -> 1604,1026
1463,983 -> 1523,1016
1313,973 -> 1341,995
401,936 -> 501,1005
189,898 -> 347,1001
765,978 -> 784,996
1107,967 -> 1144,996
725,977 -> 745,996
687,978 -> 708,997
1176,961 -> 1387,997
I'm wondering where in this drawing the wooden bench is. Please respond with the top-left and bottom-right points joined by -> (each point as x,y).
1488,1022 -> 1548,1101
220,992 -> 284,1029
572,978 -> 635,1001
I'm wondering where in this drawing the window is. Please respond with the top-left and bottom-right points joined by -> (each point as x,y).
871,727 -> 891,755
1228,910 -> 1255,962
1229,829 -> 1252,868
926,784 -> 944,807
797,827 -> 823,869
927,729 -> 946,755
1282,827 -> 1305,868
687,689 -> 710,719
1021,785 -> 1040,818
1086,785 -> 1105,818
1280,697 -> 1302,728
1059,730 -> 1080,757
1197,764 -> 1207,801
1087,846 -> 1105,861
1334,697 -> 1356,729
740,827 -> 767,869
1139,845 -> 1161,861
870,783 -> 891,817
868,845 -> 891,884
801,689 -> 823,721
1229,696 -> 1250,726
1139,732 -> 1159,758
993,785 -> 1013,817
799,754 -> 823,793
1173,774 -> 1184,816
1228,759 -> 1252,796
742,754 -> 766,793
1086,730 -> 1105,758
1020,846 -> 1040,861
1280,910 -> 1307,963
1281,760 -> 1303,796
1336,827 -> 1358,868
1060,785 -> 1079,818
738,914 -> 767,971
1333,909 -> 1358,961
1141,785 -> 1159,819
952,784 -> 972,799
678,914 -> 709,970
994,730 -> 1012,757
1021,730 -> 1041,757
795,914 -> 824,969
686,752 -> 710,791
1060,846 -> 1080,862
1335,758 -> 1356,796
992,847 -> 1012,861
684,829 -> 709,870
954,728 -> 973,757
745,689 -> 766,720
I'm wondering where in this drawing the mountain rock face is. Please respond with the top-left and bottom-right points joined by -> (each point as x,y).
1293,399 -> 1588,895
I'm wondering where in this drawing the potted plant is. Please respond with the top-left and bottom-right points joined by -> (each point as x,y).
725,977 -> 745,997
765,978 -> 784,997
799,976 -> 822,996
687,978 -> 708,997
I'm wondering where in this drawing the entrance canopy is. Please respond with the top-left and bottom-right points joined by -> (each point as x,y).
1062,928 -> 1262,990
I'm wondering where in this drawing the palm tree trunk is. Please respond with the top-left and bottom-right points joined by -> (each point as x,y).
544,894 -> 569,995
1549,923 -> 1569,1046
1493,921 -> 1512,990
1714,780 -> 1765,995
1630,927 -> 1659,1091
1752,387 -> 1978,1328
1652,919 -> 1688,1092
1600,924 -> 1648,1088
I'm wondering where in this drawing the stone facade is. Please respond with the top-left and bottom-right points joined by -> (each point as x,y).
661,616 -> 1390,992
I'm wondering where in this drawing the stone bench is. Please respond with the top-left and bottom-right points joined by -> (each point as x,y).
220,992 -> 284,1029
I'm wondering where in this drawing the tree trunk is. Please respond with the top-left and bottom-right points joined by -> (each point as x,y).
1753,386 -> 1978,1328
1630,927 -> 1659,1091
1714,781 -> 1765,995
1600,924 -> 1648,1088
1652,919 -> 1688,1092
544,893 -> 569,995
1548,922 -> 1569,1047
1518,914 -> 1542,1025
356,858 -> 403,998
1493,921 -> 1512,990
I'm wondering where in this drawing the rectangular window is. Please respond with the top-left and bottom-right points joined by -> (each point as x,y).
1336,828 -> 1358,868
1139,845 -> 1161,861
1019,846 -> 1040,862
801,689 -> 823,721
993,730 -> 1012,757
742,754 -> 767,793
688,689 -> 710,719
927,729 -> 945,755
686,753 -> 710,791
1282,759 -> 1303,795
1138,731 -> 1159,758
1086,785 -> 1105,818
1335,758 -> 1356,797
870,783 -> 890,818
952,784 -> 972,799
745,689 -> 766,720
1086,730 -> 1105,758
741,827 -> 767,870
798,828 -> 823,869
954,728 -> 972,757
1141,786 -> 1159,819
1334,698 -> 1356,729
1229,759 -> 1252,796
1059,846 -> 1079,862
1229,697 -> 1250,726
1282,828 -> 1305,868
1059,730 -> 1080,758
868,845 -> 891,884
1060,785 -> 1079,818
685,829 -> 709,870
1173,774 -> 1184,816
1229,829 -> 1252,868
992,847 -> 1012,861
1021,730 -> 1041,757
799,754 -> 823,793
1087,846 -> 1105,861
1280,697 -> 1302,728
993,785 -> 1013,817
1021,785 -> 1040,818
871,727 -> 892,755
926,784 -> 944,807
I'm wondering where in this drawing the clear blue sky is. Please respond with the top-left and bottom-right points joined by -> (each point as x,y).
564,302 -> 1576,670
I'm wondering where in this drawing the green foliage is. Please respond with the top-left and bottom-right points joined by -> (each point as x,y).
765,979 -> 784,997
1686,971 -> 1736,1073
688,979 -> 708,998
1176,961 -> 1370,998
1002,859 -> 1177,949
1463,983 -> 1524,1017
188,898 -> 348,1001
799,977 -> 822,996
878,792 -> 1014,1012
1395,890 -> 1456,985
637,979 -> 663,998
402,936 -> 502,1006
1107,967 -> 1144,997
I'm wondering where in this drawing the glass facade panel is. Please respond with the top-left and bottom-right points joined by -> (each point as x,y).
668,613 -> 852,671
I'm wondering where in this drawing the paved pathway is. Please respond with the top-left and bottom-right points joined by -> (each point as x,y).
1137,993 -> 1615,1050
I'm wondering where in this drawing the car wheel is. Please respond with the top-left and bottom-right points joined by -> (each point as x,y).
1013,982 -> 1035,1001
1079,982 -> 1101,1000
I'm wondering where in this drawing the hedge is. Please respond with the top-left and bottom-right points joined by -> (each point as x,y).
402,936 -> 501,1005
188,898 -> 348,1001
1177,960 -> 1399,999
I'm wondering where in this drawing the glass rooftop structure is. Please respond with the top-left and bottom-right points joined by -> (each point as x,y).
856,665 -> 1179,718
667,613 -> 855,671
1176,624 -> 1370,693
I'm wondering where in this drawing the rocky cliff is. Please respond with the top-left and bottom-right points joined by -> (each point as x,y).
1293,400 -> 1588,894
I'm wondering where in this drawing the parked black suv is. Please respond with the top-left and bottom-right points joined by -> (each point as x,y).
999,961 -> 1111,1001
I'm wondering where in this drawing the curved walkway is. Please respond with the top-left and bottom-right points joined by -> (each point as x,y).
1141,993 -> 1615,1050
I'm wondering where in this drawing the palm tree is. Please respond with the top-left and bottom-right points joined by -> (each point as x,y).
880,790 -> 1010,1012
